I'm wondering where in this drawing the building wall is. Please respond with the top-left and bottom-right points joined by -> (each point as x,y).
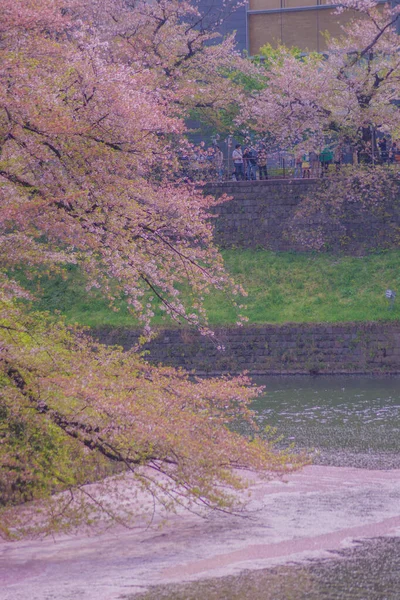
196,0 -> 387,55
248,3 -> 355,53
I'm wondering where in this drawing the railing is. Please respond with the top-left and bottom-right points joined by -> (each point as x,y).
175,150 -> 400,184
177,153 -> 298,183
176,153 -> 333,183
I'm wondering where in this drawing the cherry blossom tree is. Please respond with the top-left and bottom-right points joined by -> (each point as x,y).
285,164 -> 399,251
238,0 -> 400,251
0,0 -> 302,538
240,0 -> 400,155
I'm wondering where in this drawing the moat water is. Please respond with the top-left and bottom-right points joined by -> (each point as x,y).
252,375 -> 400,470
3,376 -> 399,600
133,375 -> 400,600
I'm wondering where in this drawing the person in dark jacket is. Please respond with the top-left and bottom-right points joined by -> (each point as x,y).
320,146 -> 333,176
246,146 -> 258,180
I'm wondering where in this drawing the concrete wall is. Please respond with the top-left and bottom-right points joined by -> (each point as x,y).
94,323 -> 400,375
209,179 -> 315,252
207,180 -> 400,253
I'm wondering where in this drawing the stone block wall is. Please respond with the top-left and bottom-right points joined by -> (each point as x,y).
208,180 -> 312,252
92,181 -> 400,375
94,323 -> 400,375
207,180 -> 400,253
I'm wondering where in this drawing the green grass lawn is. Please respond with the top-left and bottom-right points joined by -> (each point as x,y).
16,249 -> 400,327
213,249 -> 400,324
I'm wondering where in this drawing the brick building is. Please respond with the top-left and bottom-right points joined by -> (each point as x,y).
197,0 -> 386,54
247,0 -> 355,53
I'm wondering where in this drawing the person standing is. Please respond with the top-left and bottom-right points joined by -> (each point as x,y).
257,146 -> 268,180
302,152 -> 311,178
389,141 -> 398,164
379,137 -> 388,164
320,146 -> 333,176
294,152 -> 302,178
242,146 -> 250,180
232,144 -> 244,181
333,144 -> 342,171
214,145 -> 224,182
247,146 -> 258,180
309,150 -> 319,178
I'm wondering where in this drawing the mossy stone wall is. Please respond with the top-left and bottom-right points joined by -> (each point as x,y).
94,323 -> 400,375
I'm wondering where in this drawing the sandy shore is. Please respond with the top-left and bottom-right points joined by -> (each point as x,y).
1,465 -> 400,600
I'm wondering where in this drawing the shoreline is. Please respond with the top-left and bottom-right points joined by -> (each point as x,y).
2,465 -> 400,600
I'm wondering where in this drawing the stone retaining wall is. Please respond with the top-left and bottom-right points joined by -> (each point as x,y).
207,180 -> 400,253
93,181 -> 400,374
94,322 -> 400,375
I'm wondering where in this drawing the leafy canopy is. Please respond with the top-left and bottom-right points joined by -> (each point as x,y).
0,0 -> 302,538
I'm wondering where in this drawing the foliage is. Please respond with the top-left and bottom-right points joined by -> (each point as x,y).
2,297 -> 300,538
256,42 -> 303,69
237,0 -> 400,253
188,62 -> 266,141
287,165 -> 400,250
240,0 -> 400,152
0,0 -> 302,537
189,43 -> 304,142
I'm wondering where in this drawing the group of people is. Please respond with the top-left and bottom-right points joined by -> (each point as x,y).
232,138 -> 400,182
179,136 -> 400,184
378,137 -> 400,164
293,147 -> 336,179
232,144 -> 269,181
232,144 -> 333,181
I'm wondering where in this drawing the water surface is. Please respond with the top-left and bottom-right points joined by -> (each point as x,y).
252,375 -> 400,469
129,376 -> 400,599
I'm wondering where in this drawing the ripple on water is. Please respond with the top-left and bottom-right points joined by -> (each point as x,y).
250,376 -> 400,469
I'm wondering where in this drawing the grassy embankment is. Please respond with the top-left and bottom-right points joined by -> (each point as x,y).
18,249 -> 400,327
